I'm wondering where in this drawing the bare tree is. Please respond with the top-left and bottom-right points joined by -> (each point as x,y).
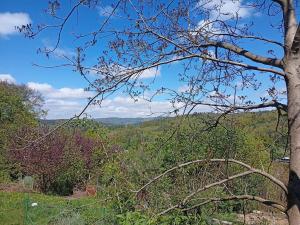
22,0 -> 300,223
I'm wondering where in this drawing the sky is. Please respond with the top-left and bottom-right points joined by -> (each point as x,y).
0,0 -> 295,119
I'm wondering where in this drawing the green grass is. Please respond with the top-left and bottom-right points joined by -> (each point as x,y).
0,192 -> 109,225
0,192 -> 259,225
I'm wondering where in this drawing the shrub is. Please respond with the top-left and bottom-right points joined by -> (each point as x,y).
9,127 -> 105,195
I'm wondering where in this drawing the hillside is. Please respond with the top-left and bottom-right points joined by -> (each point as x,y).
42,117 -> 160,126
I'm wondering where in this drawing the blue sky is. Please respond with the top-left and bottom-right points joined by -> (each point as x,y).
0,0 -> 293,119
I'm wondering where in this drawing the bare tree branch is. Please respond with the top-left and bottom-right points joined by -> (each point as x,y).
190,100 -> 288,113
157,170 -> 255,216
128,1 -> 285,77
46,0 -> 86,53
201,33 -> 284,47
134,158 -> 287,195
196,41 -> 283,68
182,195 -> 286,212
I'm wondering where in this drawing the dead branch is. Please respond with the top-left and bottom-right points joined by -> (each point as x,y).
182,195 -> 286,212
157,170 -> 255,216
134,158 -> 287,194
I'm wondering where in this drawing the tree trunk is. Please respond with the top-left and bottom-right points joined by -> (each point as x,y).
286,55 -> 300,225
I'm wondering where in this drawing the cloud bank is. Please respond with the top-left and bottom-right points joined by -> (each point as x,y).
3,74 -> 206,119
0,74 -> 16,83
0,12 -> 31,37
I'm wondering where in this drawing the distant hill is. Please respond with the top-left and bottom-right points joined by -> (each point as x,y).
93,117 -> 157,125
41,119 -> 67,126
41,111 -> 282,127
41,117 -> 159,126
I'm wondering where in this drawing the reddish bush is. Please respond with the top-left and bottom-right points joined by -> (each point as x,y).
9,127 -> 104,194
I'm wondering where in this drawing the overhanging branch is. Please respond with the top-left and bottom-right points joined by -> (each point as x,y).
157,170 -> 255,216
129,0 -> 286,77
190,100 -> 288,113
196,41 -> 283,68
134,158 -> 287,195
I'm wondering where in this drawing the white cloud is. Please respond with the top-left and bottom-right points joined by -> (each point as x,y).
139,67 -> 161,79
26,81 -> 95,118
27,82 -> 52,92
41,39 -> 75,58
88,65 -> 161,79
0,12 -> 31,37
39,94 -> 178,119
4,75 -> 212,119
178,85 -> 190,93
98,5 -> 114,17
198,0 -> 251,20
192,0 -> 251,39
52,47 -> 76,58
33,85 -> 206,119
190,19 -> 226,39
0,74 -> 16,84
27,82 -> 92,99
86,96 -> 186,118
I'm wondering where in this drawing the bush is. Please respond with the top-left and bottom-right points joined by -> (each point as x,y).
9,127 -> 105,195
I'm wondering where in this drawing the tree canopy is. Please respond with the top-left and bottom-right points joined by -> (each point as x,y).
0,81 -> 44,181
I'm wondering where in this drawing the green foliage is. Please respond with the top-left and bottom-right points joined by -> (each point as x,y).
0,192 -> 109,225
1,109 -> 287,223
49,212 -> 86,225
97,112 -> 284,216
1,191 -> 244,225
117,212 -> 153,225
0,82 -> 44,183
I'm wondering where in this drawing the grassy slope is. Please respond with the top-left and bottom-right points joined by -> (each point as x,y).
0,191 -> 274,225
0,192 -> 107,225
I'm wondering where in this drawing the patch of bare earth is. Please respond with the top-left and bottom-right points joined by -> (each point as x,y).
64,190 -> 88,200
237,211 -> 288,225
0,183 -> 36,193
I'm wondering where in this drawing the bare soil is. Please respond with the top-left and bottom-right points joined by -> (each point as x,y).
237,211 -> 288,225
0,182 -> 36,193
64,190 -> 88,200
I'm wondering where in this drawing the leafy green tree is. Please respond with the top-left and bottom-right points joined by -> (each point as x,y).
0,81 -> 44,182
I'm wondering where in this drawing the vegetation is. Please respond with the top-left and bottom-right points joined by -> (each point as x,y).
1,191 -> 257,225
0,82 -> 44,182
0,81 -> 290,224
8,126 -> 106,195
10,0 -> 300,222
0,192 -> 110,225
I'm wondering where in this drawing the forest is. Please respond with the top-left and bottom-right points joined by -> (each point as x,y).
0,81 -> 289,224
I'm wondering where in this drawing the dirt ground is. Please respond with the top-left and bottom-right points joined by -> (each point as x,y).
237,211 -> 288,225
0,182 -> 36,193
0,183 -> 94,200
64,190 -> 88,200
